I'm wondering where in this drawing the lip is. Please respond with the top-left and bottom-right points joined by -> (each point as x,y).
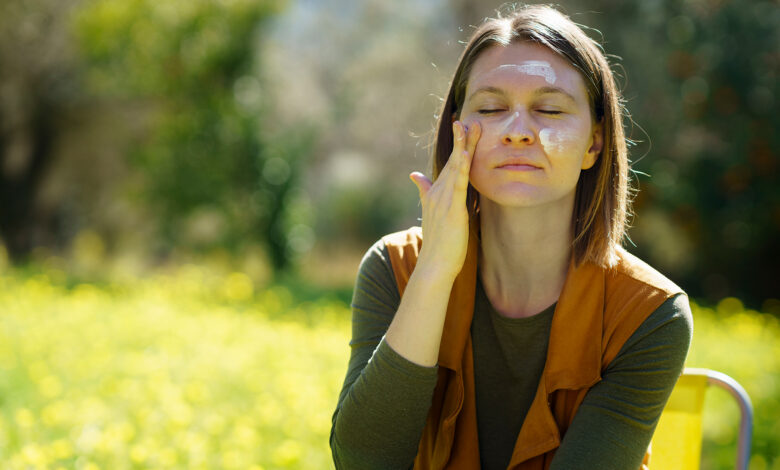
496,158 -> 543,171
498,164 -> 540,171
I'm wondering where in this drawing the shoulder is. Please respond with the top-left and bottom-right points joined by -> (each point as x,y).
353,238 -> 400,308
357,237 -> 392,275
379,227 -> 423,292
608,246 -> 683,296
603,246 -> 684,313
358,225 -> 421,273
650,294 -> 694,340
628,294 -> 693,351
355,226 -> 422,295
598,247 -> 688,363
611,293 -> 693,374
381,226 -> 423,250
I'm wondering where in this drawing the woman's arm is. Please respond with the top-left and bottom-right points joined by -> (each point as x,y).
389,121 -> 481,367
549,294 -> 694,469
330,241 -> 439,469
331,121 -> 481,468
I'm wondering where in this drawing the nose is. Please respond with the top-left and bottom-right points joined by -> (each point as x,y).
501,110 -> 535,146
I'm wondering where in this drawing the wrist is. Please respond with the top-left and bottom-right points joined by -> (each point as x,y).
412,256 -> 461,287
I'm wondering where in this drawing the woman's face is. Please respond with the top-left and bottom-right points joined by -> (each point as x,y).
459,42 -> 603,209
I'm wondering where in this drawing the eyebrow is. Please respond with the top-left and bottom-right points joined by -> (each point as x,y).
466,85 -> 578,104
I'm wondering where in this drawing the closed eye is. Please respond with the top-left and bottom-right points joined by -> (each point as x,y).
538,109 -> 563,115
477,109 -> 504,115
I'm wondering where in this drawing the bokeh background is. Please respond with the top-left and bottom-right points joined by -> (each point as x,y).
0,0 -> 777,468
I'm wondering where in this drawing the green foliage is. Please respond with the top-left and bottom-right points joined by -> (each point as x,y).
75,0 -> 283,95
576,0 -> 779,305
316,183 -> 419,244
651,0 -> 778,306
73,0 -> 312,271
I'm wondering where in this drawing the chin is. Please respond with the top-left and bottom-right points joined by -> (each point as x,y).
479,187 -> 549,207
477,184 -> 574,210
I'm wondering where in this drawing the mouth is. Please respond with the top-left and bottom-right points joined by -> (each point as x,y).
496,159 -> 542,171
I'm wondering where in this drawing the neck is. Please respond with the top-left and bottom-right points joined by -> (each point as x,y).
478,196 -> 574,318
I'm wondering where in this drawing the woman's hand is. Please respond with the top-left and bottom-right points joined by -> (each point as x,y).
383,121 -> 481,367
410,121 -> 481,280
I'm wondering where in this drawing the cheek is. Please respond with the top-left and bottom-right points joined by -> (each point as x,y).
468,141 -> 496,186
459,117 -> 489,157
538,128 -> 586,157
470,120 -> 501,155
469,149 -> 489,179
470,129 -> 500,175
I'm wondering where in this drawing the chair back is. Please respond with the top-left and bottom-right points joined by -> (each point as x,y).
650,368 -> 753,470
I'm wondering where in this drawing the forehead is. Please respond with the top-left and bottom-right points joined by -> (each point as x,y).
466,42 -> 588,100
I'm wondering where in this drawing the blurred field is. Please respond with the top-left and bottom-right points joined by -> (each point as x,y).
687,299 -> 780,470
0,267 -> 349,469
0,267 -> 778,469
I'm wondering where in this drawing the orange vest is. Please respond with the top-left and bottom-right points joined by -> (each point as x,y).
381,226 -> 682,470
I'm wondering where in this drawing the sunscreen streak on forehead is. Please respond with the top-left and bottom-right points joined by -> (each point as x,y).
497,61 -> 557,84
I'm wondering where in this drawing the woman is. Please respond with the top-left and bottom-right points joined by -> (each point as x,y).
330,5 -> 692,469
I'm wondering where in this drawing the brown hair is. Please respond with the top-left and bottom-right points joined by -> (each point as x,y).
432,5 -> 629,267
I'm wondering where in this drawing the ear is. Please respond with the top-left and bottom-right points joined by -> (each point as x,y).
582,120 -> 604,170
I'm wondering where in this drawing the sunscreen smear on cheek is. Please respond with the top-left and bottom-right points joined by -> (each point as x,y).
539,128 -> 577,154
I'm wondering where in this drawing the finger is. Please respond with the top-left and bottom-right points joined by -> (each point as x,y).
452,120 -> 466,153
438,121 -> 466,181
455,122 -> 480,185
454,150 -> 472,191
465,121 -> 481,157
441,121 -> 466,173
409,172 -> 432,198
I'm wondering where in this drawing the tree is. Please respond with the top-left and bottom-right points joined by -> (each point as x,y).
0,0 -> 83,260
74,0 -> 309,272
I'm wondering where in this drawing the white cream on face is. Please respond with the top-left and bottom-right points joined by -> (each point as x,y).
496,111 -> 523,129
497,60 -> 557,84
539,128 -> 577,154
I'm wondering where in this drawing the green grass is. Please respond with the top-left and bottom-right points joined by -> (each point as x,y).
0,267 -> 777,469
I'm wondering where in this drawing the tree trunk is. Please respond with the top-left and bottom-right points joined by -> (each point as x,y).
0,100 -> 55,261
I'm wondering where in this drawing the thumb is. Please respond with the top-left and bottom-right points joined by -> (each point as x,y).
409,172 -> 432,198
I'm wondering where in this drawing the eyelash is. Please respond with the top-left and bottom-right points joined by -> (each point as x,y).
477,109 -> 562,115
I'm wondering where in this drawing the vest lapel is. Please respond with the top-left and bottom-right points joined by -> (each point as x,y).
430,222 -> 481,468
545,260 -> 604,391
507,259 -> 605,466
437,221 -> 479,370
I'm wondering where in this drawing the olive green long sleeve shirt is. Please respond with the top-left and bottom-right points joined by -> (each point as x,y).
331,240 -> 693,469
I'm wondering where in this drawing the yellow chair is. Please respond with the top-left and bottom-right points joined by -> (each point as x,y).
650,368 -> 753,470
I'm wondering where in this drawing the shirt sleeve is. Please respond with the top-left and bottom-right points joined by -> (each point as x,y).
330,239 -> 439,470
549,293 -> 694,470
